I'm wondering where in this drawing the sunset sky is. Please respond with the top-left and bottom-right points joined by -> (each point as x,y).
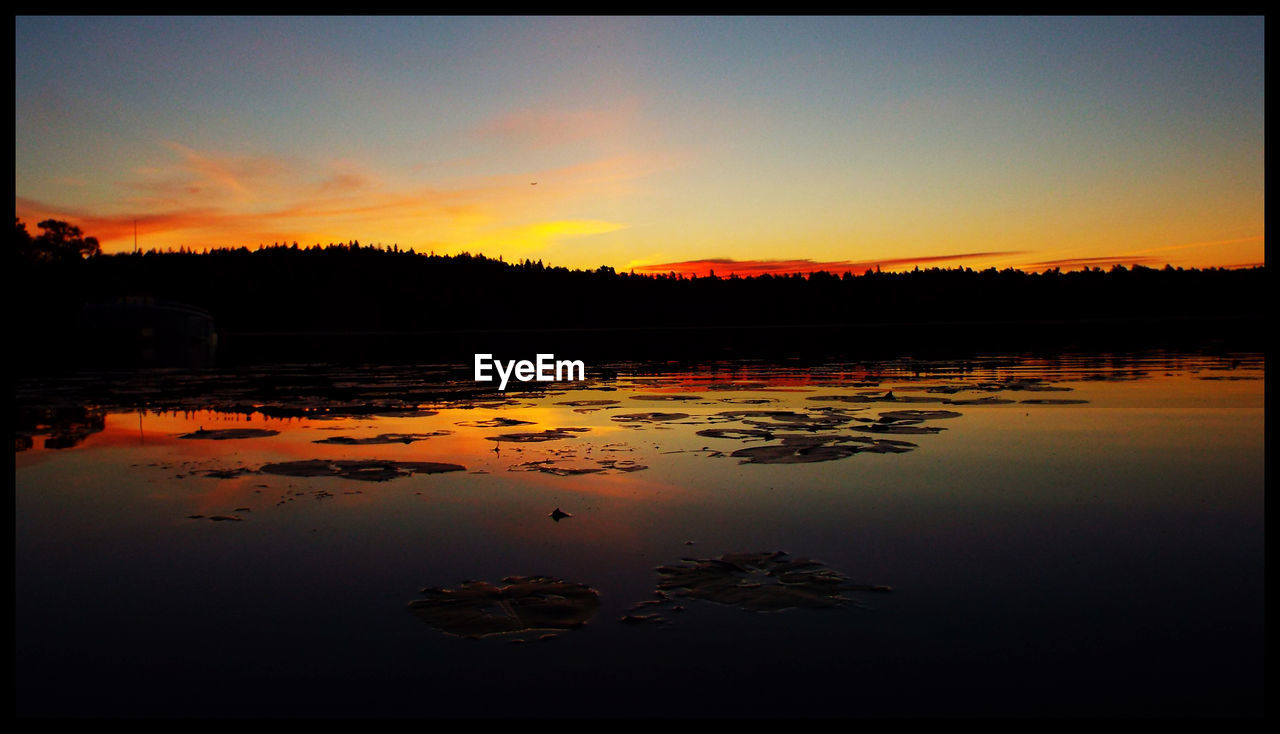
15,16 -> 1265,275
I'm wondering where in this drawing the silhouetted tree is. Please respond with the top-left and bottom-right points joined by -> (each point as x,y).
14,217 -> 35,262
15,218 -> 101,263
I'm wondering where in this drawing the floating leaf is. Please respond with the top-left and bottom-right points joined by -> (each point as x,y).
945,396 -> 1016,405
650,551 -> 889,613
259,459 -> 465,481
487,428 -> 590,442
851,424 -> 944,435
729,444 -> 859,464
876,410 -> 962,422
408,576 -> 600,640
555,400 -> 621,407
453,417 -> 536,428
612,412 -> 691,422
179,428 -> 279,440
312,432 -> 450,445
1019,399 -> 1089,405
696,427 -> 776,440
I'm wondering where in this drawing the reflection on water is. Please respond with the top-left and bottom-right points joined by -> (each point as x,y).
15,352 -> 1264,716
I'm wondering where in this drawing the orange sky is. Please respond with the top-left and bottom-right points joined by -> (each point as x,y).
16,17 -> 1265,274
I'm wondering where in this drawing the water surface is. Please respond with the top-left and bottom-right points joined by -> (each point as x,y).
15,352 -> 1264,717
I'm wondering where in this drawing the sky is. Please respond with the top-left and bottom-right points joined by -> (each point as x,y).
14,16 -> 1265,275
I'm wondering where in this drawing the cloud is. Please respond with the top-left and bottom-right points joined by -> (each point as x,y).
316,172 -> 371,194
1129,235 -> 1263,256
16,137 -> 657,255
1016,235 -> 1266,273
1021,254 -> 1165,272
113,142 -> 307,214
471,99 -> 641,149
16,195 -> 226,244
157,140 -> 260,196
631,251 -> 1027,277
462,219 -> 626,257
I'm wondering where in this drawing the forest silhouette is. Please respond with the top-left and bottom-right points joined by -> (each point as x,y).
12,218 -> 1266,367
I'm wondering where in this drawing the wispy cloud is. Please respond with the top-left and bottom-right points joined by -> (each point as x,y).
1021,254 -> 1165,272
1129,235 -> 1264,256
155,140 -> 271,197
16,139 -> 657,255
456,219 -> 627,258
316,171 -> 372,194
1016,235 -> 1266,273
470,99 -> 641,149
631,251 -> 1027,277
16,196 -> 226,243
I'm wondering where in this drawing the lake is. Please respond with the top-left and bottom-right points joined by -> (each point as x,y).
14,351 -> 1265,717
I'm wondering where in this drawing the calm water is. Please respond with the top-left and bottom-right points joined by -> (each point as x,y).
15,352 -> 1265,717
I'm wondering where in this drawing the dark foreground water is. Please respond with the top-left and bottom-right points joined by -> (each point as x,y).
15,352 -> 1264,717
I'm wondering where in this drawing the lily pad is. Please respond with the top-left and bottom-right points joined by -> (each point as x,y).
945,396 -> 1016,405
408,576 -> 600,640
1019,399 -> 1089,405
876,410 -> 962,422
806,395 -> 875,404
851,424 -> 945,435
729,444 -> 859,464
510,456 -> 648,476
313,431 -> 450,445
612,412 -> 691,422
847,437 -> 917,453
555,400 -> 621,407
200,467 -> 257,479
259,459 -> 465,482
454,417 -> 536,428
487,428 -> 590,443
874,393 -> 947,403
178,428 -> 280,440
724,410 -> 856,433
652,551 -> 889,612
511,460 -> 603,476
597,459 -> 648,472
718,410 -> 843,424
696,427 -> 776,440
1001,379 -> 1073,392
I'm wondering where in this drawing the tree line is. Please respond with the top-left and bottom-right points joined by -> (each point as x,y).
12,218 -> 1266,363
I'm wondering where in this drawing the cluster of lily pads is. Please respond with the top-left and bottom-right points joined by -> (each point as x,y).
586,405 -> 959,464
408,550 -> 892,642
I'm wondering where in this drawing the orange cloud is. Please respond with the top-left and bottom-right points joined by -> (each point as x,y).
153,140 -> 286,199
17,134 -> 677,256
15,196 -> 221,243
1130,235 -> 1263,256
316,171 -> 371,194
1021,255 -> 1166,272
631,251 -> 1027,277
